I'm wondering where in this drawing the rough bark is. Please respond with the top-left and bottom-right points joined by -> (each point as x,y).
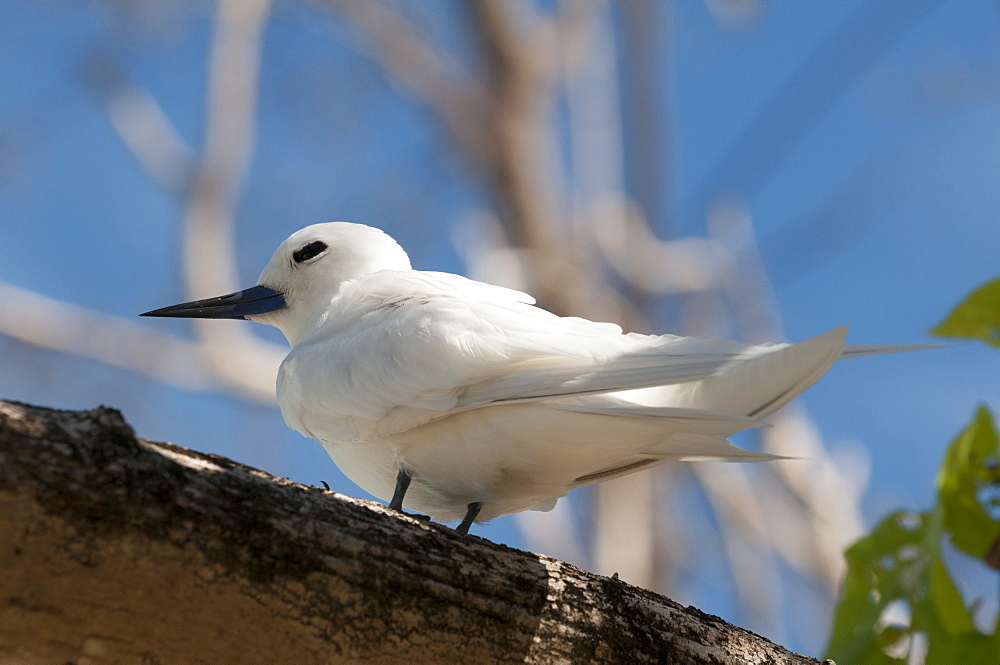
0,399 -> 821,665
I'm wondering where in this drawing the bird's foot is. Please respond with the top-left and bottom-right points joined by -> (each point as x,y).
389,468 -> 411,512
456,502 -> 483,534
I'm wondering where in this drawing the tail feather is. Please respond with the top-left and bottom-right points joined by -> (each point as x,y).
541,328 -> 932,491
842,343 -> 944,358
550,401 -> 765,429
570,435 -> 784,488
623,327 -> 848,420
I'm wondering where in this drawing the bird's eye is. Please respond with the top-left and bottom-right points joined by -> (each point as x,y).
293,241 -> 327,264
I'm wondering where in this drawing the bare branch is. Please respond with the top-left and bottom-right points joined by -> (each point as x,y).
466,0 -> 647,328
315,0 -> 492,163
702,203 -> 865,592
591,473 -> 656,585
761,408 -> 867,590
182,0 -> 277,393
554,0 -> 603,74
0,399 -> 824,664
8,1 -> 283,406
0,281 -> 279,403
107,86 -> 196,192
83,50 -> 196,193
6,3 -> 283,404
553,2 -> 663,589
691,463 -> 782,630
588,195 -> 723,294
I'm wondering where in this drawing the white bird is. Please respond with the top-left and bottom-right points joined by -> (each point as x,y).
143,222 -> 923,533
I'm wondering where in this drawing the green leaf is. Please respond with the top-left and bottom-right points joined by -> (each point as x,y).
937,406 -> 1000,562
931,277 -> 1000,347
825,510 -> 929,664
826,469 -> 997,663
925,558 -> 975,635
917,556 -> 996,664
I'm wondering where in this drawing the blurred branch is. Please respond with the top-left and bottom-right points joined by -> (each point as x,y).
321,0 -> 644,325
13,0 -> 285,403
551,2 -> 692,591
553,0 -> 601,73
184,0 -> 270,298
701,202 -> 866,593
617,0 -> 671,234
761,408 -> 867,591
691,462 -> 782,632
468,0 -> 651,325
315,0 -> 491,163
83,51 -> 196,193
0,281 -> 278,403
181,0 -> 276,393
588,195 -> 723,294
705,201 -> 785,342
552,1 -> 660,588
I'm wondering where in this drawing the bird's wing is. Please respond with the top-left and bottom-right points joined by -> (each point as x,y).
285,270 -> 924,441
451,330 -> 823,410
281,270 -> 619,437
347,272 -> 815,409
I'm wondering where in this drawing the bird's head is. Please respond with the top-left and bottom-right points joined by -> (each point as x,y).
141,222 -> 412,345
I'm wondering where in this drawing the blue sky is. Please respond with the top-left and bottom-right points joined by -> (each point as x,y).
2,0 -> 998,655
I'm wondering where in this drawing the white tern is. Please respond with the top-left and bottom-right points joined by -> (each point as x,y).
143,222 -> 924,533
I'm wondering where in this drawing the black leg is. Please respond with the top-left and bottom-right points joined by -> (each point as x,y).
389,468 -> 411,512
456,502 -> 482,534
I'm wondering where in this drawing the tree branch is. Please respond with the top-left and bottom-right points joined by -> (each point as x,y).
181,0 -> 275,394
0,281 -> 280,403
0,399 -> 821,664
82,49 -> 196,193
316,0 -> 492,165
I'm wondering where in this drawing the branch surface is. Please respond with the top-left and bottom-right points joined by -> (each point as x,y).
0,400 -> 820,664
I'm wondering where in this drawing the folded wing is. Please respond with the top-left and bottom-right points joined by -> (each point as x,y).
291,270 -> 928,443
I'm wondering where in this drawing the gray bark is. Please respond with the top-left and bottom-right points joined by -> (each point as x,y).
0,399 -> 821,664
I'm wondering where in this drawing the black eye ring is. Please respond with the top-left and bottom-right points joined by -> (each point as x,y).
293,241 -> 327,264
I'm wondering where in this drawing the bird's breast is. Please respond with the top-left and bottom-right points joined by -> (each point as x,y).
275,347 -> 450,444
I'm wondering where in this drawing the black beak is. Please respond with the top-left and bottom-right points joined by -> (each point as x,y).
140,285 -> 286,320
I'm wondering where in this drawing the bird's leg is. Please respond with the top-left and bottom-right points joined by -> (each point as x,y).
389,468 -> 411,512
456,502 -> 483,534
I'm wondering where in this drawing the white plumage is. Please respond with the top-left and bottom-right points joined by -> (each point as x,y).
144,222 -> 924,530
